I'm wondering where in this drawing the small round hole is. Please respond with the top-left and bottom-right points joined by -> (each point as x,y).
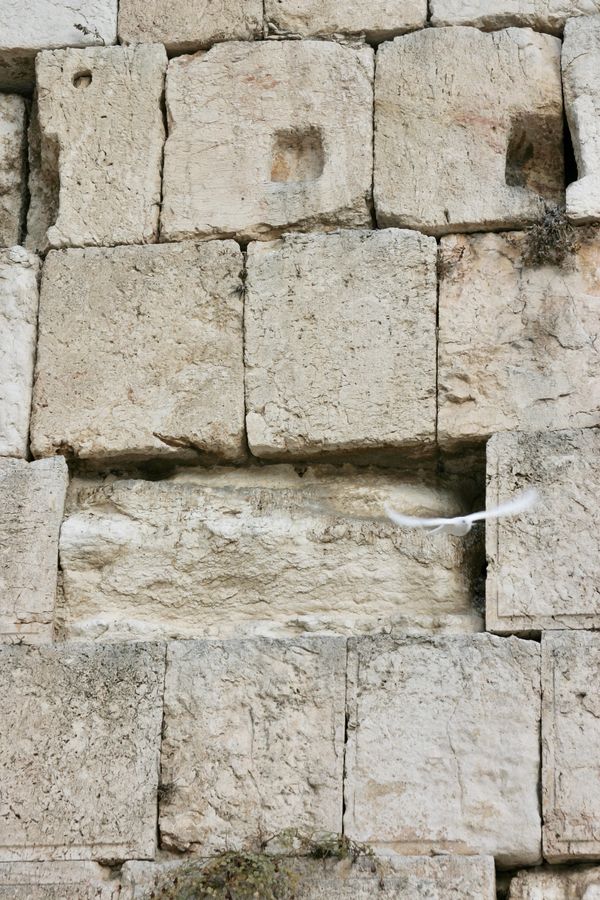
73,70 -> 92,88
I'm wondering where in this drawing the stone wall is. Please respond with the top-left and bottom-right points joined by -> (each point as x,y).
0,2 -> 599,897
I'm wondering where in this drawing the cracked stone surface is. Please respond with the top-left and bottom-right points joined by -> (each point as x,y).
430,0 -> 600,33
264,0 -> 426,40
161,41 -> 373,243
245,229 -> 437,459
374,27 -> 563,235
159,637 -> 345,853
27,44 -> 166,251
0,457 -> 68,643
438,229 -> 600,445
486,428 -> 600,634
0,642 -> 165,861
0,96 -> 26,248
0,862 -> 120,898
508,863 -> 600,899
58,466 -> 483,641
31,242 -> 245,463
344,634 -> 542,867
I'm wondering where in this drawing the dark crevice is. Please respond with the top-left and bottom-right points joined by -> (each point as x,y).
563,107 -> 578,190
156,63 -> 168,243
341,638 -> 350,836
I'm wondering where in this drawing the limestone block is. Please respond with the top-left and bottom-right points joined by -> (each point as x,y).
160,637 -> 345,852
374,27 -> 563,235
58,466 -> 483,641
0,862 -> 120,898
437,230 -> 600,444
0,247 -> 40,458
31,242 -> 245,463
119,0 -> 262,53
564,17 -> 600,224
431,1 -> 600,33
344,634 -> 542,866
0,457 -> 68,643
508,864 -> 600,899
27,44 -> 166,251
543,632 -> 600,862
264,0 -> 426,41
161,41 -> 373,243
245,230 -> 437,459
486,429 -> 600,634
0,642 -> 164,861
0,96 -> 26,247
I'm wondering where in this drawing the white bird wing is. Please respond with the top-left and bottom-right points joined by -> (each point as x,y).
465,488 -> 539,523
384,504 -> 463,529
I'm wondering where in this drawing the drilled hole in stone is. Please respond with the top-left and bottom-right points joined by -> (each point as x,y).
505,115 -> 563,199
270,127 -> 324,183
73,70 -> 92,89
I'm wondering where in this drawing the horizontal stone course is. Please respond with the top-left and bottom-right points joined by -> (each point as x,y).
430,0 -> 600,32
508,863 -> 600,898
0,862 -> 120,898
264,0 -> 427,40
119,0 -> 262,52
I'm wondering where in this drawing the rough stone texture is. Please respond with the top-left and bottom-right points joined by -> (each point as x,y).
430,1 -> 600,33
563,17 -> 600,224
0,247 -> 40,458
119,0 -> 262,53
486,429 -> 600,634
0,862 -> 120,898
245,230 -> 437,459
0,457 -> 68,643
27,44 -> 166,252
58,466 -> 483,641
31,242 -> 245,464
160,637 -> 345,853
374,27 -> 563,236
0,642 -> 165,861
161,41 -> 373,243
438,230 -> 600,444
344,634 -> 542,867
0,96 -> 26,247
508,864 -> 600,899
543,632 -> 600,862
264,0 -> 426,40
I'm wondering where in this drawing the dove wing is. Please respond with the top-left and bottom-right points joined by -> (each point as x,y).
384,504 -> 457,528
465,489 -> 539,523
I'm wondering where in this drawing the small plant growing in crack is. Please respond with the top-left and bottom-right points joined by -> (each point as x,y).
524,204 -> 578,268
74,22 -> 105,44
148,851 -> 298,900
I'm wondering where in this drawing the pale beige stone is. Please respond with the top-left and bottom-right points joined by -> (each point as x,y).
344,634 -> 542,867
265,0 -> 426,40
508,863 -> 600,899
27,44 -> 166,251
119,0 -> 262,53
31,242 -> 245,463
161,41 -> 373,243
431,0 -> 600,33
0,642 -> 164,861
486,429 -> 600,634
160,637 -> 345,853
564,17 -> 600,224
245,230 -> 436,459
0,862 -> 120,898
438,230 -> 600,444
0,96 -> 25,247
0,457 -> 67,643
374,27 -> 563,235
58,466 -> 483,642
0,247 -> 40,458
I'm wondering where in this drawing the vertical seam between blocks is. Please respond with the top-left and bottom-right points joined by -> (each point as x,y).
155,641 -> 169,854
341,638 -> 350,836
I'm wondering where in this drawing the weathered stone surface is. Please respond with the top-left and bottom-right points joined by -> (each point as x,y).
487,429 -> 600,634
0,458 -> 67,644
119,0 -> 262,53
0,247 -> 39,458
344,634 -> 541,866
431,0 -> 600,33
160,637 -> 345,853
438,230 -> 600,444
563,17 -> 600,224
31,242 -> 245,463
0,642 -> 164,861
27,44 -> 166,251
265,0 -> 426,40
543,632 -> 600,862
58,466 -> 483,641
0,96 -> 25,246
161,41 -> 373,243
374,27 -> 563,235
508,863 -> 600,899
0,862 -> 120,898
245,230 -> 436,459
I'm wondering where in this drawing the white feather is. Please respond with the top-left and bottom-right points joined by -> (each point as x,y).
385,488 -> 538,536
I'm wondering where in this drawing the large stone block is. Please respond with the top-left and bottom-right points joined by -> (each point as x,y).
374,27 -> 563,235
543,632 -> 600,862
245,230 -> 437,459
58,466 -> 483,641
431,1 -> 600,33
486,429 -> 600,634
161,41 -> 373,243
0,457 -> 68,643
0,247 -> 40,458
31,242 -> 245,463
438,230 -> 600,444
0,862 -> 120,898
160,637 -> 345,852
27,44 -> 166,251
0,642 -> 165,861
264,0 -> 426,40
344,634 -> 542,867
119,0 -> 262,53
508,864 -> 600,899
0,96 -> 26,246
